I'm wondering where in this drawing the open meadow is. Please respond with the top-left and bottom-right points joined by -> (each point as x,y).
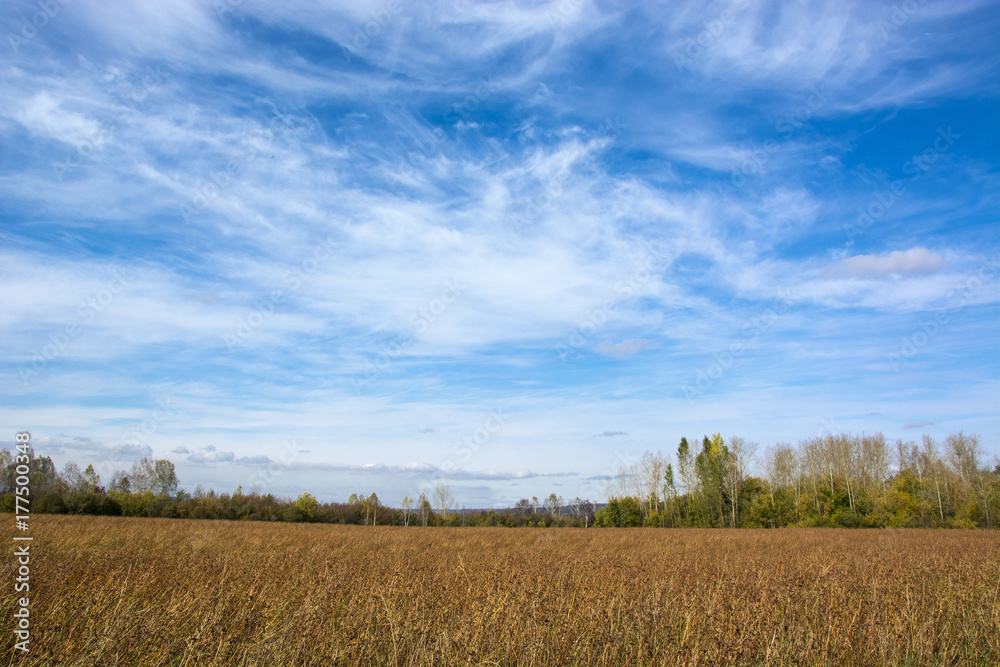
2,515 -> 998,666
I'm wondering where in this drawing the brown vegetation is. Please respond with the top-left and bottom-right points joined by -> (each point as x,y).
3,515 -> 998,666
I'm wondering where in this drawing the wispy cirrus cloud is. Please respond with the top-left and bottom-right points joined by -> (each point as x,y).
1,0 -> 997,506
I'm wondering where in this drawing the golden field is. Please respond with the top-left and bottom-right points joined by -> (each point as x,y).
2,515 -> 998,666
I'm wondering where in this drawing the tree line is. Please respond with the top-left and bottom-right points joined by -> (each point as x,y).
1,430 -> 997,528
595,431 -> 998,528
0,449 -> 595,527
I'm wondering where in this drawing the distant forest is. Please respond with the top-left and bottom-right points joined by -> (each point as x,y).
2,431 -> 997,529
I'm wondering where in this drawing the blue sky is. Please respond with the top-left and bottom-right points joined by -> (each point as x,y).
1,0 -> 998,507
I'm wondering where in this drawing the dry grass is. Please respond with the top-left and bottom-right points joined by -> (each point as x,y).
2,515 -> 998,666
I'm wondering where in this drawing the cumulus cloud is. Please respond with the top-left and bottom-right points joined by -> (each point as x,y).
825,248 -> 948,279
187,449 -> 235,464
184,444 -> 275,464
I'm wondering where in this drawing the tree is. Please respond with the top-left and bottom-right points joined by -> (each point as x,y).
544,493 -> 563,517
764,443 -> 798,526
110,470 -> 131,493
292,492 -> 318,521
0,449 -> 12,493
514,498 -> 531,517
83,464 -> 101,489
129,457 -> 157,493
30,455 -> 59,492
595,497 -> 642,527
725,436 -> 757,527
639,450 -> 666,518
861,432 -> 889,498
973,469 -> 996,529
367,493 -> 380,525
696,434 -> 728,526
946,432 -> 981,486
418,492 -> 432,526
514,498 -> 532,517
62,461 -> 87,492
662,464 -> 677,526
921,436 -> 946,521
677,437 -> 697,525
153,459 -> 179,496
401,496 -> 413,526
433,482 -> 455,516
577,498 -> 595,527
110,457 -> 177,496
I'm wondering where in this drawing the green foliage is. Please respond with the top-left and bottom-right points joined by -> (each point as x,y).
291,492 -> 319,521
595,497 -> 642,527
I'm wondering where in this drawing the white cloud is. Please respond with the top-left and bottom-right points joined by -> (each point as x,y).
7,91 -> 105,148
826,248 -> 948,279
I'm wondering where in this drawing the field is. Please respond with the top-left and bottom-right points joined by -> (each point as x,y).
2,516 -> 998,666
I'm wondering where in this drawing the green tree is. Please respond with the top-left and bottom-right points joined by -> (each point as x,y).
595,497 -> 642,527
695,434 -> 728,527
153,459 -> 179,496
292,492 -> 318,521
83,464 -> 102,489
